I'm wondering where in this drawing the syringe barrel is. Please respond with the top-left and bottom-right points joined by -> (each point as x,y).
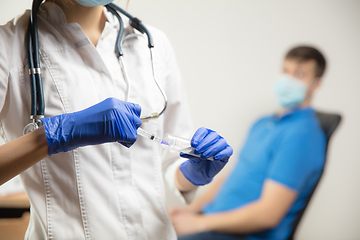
163,133 -> 190,151
137,128 -> 152,139
137,127 -> 162,144
163,133 -> 214,161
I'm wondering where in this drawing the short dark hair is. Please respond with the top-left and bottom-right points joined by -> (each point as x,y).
285,46 -> 326,78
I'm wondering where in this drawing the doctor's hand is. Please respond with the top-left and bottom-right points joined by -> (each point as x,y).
42,97 -> 142,155
179,127 -> 233,186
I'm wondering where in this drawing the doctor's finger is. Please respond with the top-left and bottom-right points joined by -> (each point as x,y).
134,115 -> 142,129
201,138 -> 228,159
195,131 -> 220,154
214,145 -> 233,161
132,103 -> 142,116
191,127 -> 209,147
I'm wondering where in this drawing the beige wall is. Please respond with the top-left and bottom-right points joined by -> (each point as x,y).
1,0 -> 359,239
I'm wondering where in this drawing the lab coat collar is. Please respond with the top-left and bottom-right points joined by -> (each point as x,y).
38,2 -> 136,36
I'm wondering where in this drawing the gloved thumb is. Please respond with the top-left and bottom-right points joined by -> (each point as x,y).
133,103 -> 142,117
130,103 -> 142,129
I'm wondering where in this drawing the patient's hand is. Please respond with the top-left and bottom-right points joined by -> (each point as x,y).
169,207 -> 207,236
169,207 -> 192,218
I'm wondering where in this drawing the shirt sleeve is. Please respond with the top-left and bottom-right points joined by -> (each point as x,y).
266,126 -> 324,192
155,30 -> 197,204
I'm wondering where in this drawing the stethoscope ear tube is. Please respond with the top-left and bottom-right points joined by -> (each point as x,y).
105,3 -> 167,122
106,3 -> 154,48
105,4 -> 124,57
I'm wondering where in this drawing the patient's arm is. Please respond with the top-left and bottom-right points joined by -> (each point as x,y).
170,175 -> 227,218
187,174 -> 227,213
0,126 -> 49,185
171,179 -> 298,236
203,179 -> 297,233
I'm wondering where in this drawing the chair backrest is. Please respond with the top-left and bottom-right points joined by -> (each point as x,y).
287,111 -> 341,240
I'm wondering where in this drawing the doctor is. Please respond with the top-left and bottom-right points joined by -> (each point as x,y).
0,0 -> 233,239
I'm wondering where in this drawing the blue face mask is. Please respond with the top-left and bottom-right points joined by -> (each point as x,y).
273,74 -> 307,108
75,0 -> 114,7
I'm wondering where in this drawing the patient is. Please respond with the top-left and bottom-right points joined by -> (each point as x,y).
170,46 -> 327,240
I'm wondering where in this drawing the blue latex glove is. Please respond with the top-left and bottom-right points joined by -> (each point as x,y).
42,98 -> 142,155
179,127 -> 233,186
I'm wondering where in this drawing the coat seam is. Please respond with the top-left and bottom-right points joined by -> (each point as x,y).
73,149 -> 92,240
111,143 -> 131,239
0,120 -> 8,143
40,159 -> 52,239
129,152 -> 149,240
39,47 -> 69,114
153,120 -> 171,239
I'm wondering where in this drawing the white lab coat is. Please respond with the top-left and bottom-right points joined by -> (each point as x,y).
0,2 -> 195,239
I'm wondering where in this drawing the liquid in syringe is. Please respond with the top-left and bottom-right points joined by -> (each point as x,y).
137,128 -> 213,161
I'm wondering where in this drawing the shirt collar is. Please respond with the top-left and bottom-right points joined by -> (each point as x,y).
274,107 -> 315,121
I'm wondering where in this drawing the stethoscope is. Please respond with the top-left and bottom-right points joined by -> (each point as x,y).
23,0 -> 168,135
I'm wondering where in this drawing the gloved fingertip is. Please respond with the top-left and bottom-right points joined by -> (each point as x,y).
133,104 -> 142,116
229,147 -> 234,156
213,154 -> 225,161
225,145 -> 234,156
198,127 -> 209,134
191,127 -> 208,147
135,117 -> 142,129
191,139 -> 197,148
213,145 -> 233,160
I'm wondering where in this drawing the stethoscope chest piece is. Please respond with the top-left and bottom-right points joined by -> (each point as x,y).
23,122 -> 38,135
23,116 -> 43,135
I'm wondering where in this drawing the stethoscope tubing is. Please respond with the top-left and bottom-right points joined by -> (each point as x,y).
106,3 -> 167,121
105,4 -> 124,57
106,3 -> 154,48
29,0 -> 45,117
27,22 -> 37,116
26,1 -> 168,133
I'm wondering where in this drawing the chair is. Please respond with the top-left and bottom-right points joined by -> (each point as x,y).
287,111 -> 342,240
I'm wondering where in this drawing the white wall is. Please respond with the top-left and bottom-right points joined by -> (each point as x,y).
1,1 -> 359,239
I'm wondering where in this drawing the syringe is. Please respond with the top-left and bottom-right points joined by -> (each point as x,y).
137,128 -> 169,146
137,128 -> 213,161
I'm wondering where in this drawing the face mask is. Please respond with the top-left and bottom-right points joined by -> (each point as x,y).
273,74 -> 308,108
75,0 -> 114,7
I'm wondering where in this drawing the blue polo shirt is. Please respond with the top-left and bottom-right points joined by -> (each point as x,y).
203,108 -> 326,240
